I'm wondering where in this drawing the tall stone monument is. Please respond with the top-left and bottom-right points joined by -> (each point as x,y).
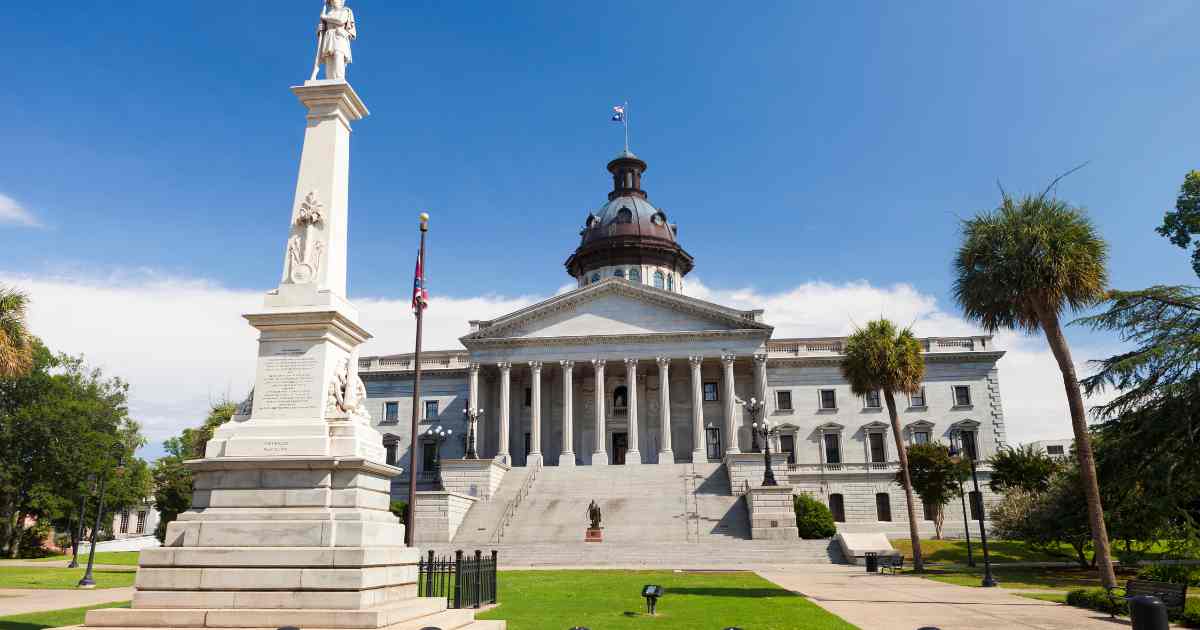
79,5 -> 502,629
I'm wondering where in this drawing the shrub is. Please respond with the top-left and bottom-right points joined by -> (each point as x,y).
1137,563 -> 1200,587
1066,587 -> 1200,628
793,494 -> 836,539
390,500 -> 408,522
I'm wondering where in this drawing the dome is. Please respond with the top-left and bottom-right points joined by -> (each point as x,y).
581,195 -> 677,247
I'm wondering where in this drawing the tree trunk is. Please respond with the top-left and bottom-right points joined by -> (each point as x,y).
934,508 -> 944,540
885,390 -> 924,571
8,511 -> 24,559
1036,306 -> 1118,589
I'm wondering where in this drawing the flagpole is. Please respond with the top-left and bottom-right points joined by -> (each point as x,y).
404,212 -> 429,547
623,100 -> 630,153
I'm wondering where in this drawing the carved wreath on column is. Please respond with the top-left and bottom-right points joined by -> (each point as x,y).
288,191 -> 326,284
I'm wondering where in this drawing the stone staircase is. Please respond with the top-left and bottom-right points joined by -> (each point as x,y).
452,466 -> 535,544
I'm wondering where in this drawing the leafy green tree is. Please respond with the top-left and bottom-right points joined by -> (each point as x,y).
988,444 -> 1062,493
991,468 -> 1095,567
953,191 -> 1117,587
152,401 -> 237,542
842,318 -> 927,570
1156,170 -> 1200,278
0,284 -> 32,379
902,442 -> 968,539
793,494 -> 837,539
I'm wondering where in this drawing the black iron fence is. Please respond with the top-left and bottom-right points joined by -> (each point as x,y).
418,549 -> 498,609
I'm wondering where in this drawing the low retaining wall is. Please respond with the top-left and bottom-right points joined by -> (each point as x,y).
746,485 -> 799,540
412,491 -> 478,543
439,458 -> 509,500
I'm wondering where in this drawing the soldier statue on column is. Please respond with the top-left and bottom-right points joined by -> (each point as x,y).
310,0 -> 357,81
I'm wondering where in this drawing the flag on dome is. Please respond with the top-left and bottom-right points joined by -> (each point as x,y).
611,104 -> 625,122
411,249 -> 428,314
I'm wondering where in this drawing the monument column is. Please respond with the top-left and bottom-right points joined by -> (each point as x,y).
528,361 -> 543,466
722,354 -> 740,454
498,362 -> 512,465
559,360 -> 576,467
591,359 -> 608,466
624,358 -> 642,465
689,356 -> 706,462
656,357 -> 673,464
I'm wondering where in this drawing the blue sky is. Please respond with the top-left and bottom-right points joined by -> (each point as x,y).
2,1 -> 1197,452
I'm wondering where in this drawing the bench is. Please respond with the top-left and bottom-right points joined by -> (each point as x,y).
878,554 -> 905,574
1106,579 -> 1188,618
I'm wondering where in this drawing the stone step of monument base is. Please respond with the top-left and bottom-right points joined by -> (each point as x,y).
422,539 -> 843,569
57,621 -> 504,630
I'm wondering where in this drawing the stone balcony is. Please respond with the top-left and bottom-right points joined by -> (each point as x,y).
359,351 -> 470,373
766,335 -> 996,358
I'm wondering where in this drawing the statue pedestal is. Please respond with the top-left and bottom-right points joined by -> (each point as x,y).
585,527 -> 604,543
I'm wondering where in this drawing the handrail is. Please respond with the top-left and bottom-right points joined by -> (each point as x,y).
489,458 -> 541,544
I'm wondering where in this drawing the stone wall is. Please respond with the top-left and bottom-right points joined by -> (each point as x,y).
412,491 -> 477,543
438,458 -> 508,500
725,453 -> 791,494
746,485 -> 799,540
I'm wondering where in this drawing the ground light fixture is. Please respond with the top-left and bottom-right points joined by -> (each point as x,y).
641,584 -> 664,615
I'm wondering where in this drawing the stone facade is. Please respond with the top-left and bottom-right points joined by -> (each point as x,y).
747,485 -> 800,540
439,458 -> 509,500
412,491 -> 477,543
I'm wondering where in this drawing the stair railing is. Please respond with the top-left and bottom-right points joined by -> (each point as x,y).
489,458 -> 541,544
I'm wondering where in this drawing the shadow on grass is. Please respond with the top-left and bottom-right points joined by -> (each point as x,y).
666,587 -> 799,598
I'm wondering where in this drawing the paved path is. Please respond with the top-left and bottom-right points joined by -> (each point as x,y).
759,565 -> 1142,630
0,560 -> 134,571
0,587 -> 132,617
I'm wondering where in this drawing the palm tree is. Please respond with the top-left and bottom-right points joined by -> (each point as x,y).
953,192 -> 1116,588
0,285 -> 32,378
842,319 -> 927,571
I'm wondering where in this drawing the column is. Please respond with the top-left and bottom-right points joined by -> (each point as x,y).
722,353 -> 740,454
528,361 -> 543,466
689,356 -> 706,463
559,360 -> 576,467
468,362 -> 480,457
656,357 -> 673,464
591,359 -> 607,466
752,353 -> 774,451
624,358 -> 642,465
497,362 -> 511,465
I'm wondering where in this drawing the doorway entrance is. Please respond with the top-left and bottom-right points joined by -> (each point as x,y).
705,427 -> 722,461
780,434 -> 796,464
612,432 -> 628,465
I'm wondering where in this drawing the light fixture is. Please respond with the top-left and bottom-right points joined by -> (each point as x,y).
641,584 -> 664,615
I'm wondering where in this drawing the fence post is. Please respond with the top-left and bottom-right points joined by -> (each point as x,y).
454,550 -> 464,609
425,549 -> 434,598
491,549 -> 498,604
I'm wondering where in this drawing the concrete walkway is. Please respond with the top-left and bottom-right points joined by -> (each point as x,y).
0,587 -> 132,617
759,565 -> 1139,630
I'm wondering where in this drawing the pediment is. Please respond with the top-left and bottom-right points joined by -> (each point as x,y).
462,279 -> 772,345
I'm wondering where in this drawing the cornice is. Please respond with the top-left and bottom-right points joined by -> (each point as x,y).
464,328 -> 769,350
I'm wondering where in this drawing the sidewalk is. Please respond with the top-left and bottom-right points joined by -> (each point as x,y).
0,587 -> 132,617
759,565 -> 1139,630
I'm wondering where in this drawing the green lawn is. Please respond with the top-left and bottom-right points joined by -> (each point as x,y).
476,570 -> 858,630
30,552 -> 140,566
0,602 -> 128,630
892,538 -> 1183,565
908,565 -> 1140,591
0,567 -> 135,590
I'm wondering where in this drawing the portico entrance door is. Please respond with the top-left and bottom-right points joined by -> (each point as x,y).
705,427 -> 722,461
612,432 -> 628,465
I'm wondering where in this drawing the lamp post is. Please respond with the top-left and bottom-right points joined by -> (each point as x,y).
740,397 -> 777,487
424,426 -> 452,490
79,445 -> 125,589
463,406 -> 483,460
68,474 -> 97,569
955,473 -> 976,568
949,436 -> 996,587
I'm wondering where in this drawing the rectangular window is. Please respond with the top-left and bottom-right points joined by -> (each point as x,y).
780,434 -> 796,464
875,493 -> 892,522
421,442 -> 436,474
385,442 -> 398,466
135,511 -> 147,534
819,389 -> 837,410
864,390 -> 882,409
119,511 -> 130,533
823,433 -> 842,464
868,433 -> 887,463
961,430 -> 978,461
953,385 -> 972,407
776,390 -> 793,410
910,387 -> 927,408
913,431 -> 931,445
829,494 -> 846,523
1046,444 -> 1065,456
524,387 -> 532,407
424,400 -> 439,420
703,382 -> 719,402
384,401 -> 399,423
705,427 -> 722,460
969,491 -> 984,521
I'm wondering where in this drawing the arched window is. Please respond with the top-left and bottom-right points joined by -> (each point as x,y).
613,385 -> 628,409
667,275 -> 675,291
614,269 -> 625,279
629,267 -> 641,283
653,271 -> 665,289
591,273 -> 601,283
615,207 -> 633,224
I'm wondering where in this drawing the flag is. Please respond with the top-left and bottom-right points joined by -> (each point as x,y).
412,249 -> 428,314
611,104 -> 625,122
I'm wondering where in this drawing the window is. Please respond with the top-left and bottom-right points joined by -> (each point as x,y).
819,389 -> 837,410
119,511 -> 130,533
909,387 -> 927,408
953,385 -> 972,407
705,426 -> 722,460
823,433 -> 842,464
864,390 -> 882,409
780,434 -> 796,464
653,271 -> 665,289
614,269 -> 625,279
424,400 -> 439,420
868,432 -> 887,463
1046,444 -> 1065,456
876,493 -> 892,522
421,442 -> 436,475
703,382 -> 719,402
913,430 -> 931,445
629,267 -> 641,283
385,442 -> 398,466
776,390 -> 793,411
667,275 -> 675,291
135,510 -> 147,534
969,491 -> 984,520
829,494 -> 846,522
960,430 -> 978,461
616,207 -> 633,224
384,401 -> 399,423
613,385 -> 629,409
524,387 -> 532,407
591,273 -> 600,283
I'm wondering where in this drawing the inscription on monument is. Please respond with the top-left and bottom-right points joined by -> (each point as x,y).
258,350 -> 319,414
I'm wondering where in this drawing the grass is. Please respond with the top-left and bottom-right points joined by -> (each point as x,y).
0,601 -> 128,630
0,567 -> 135,590
892,538 -> 1183,565
29,552 -> 140,566
476,570 -> 858,630
907,565 -> 1141,591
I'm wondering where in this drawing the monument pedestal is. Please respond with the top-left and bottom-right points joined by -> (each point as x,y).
585,528 -> 603,543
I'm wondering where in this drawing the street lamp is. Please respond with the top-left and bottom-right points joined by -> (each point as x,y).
424,426 -> 452,490
955,471 -> 976,568
739,397 -> 777,487
463,406 -> 484,460
79,445 -> 125,589
949,436 -> 996,587
68,474 -> 97,569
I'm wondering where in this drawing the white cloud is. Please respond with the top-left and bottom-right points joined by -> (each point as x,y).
2,271 -> 1115,459
0,193 -> 42,228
